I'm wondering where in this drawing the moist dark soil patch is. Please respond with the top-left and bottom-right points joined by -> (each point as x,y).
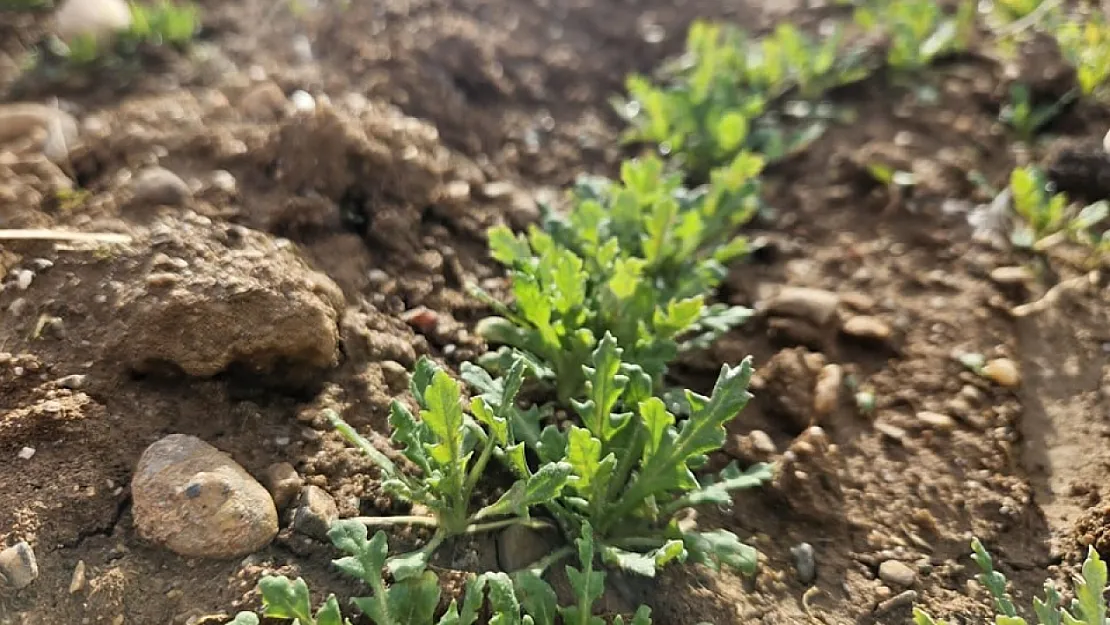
3,1 -> 1110,624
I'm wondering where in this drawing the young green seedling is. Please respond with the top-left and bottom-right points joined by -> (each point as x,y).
854,0 -> 975,72
1056,15 -> 1110,99
328,356 -> 572,579
502,335 -> 772,578
475,154 -> 756,404
914,538 -> 1108,625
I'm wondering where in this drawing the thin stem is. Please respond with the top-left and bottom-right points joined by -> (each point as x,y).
353,515 -> 439,528
463,435 -> 496,505
464,517 -> 554,534
519,546 -> 574,576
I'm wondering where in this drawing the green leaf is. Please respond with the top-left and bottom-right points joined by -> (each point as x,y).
972,538 -> 1019,618
1032,582 -> 1062,625
512,571 -> 559,625
716,112 -> 749,153
328,521 -> 390,587
476,461 -> 574,519
600,541 -> 685,577
421,371 -> 468,493
383,571 -> 441,625
561,523 -> 607,625
1072,546 -> 1107,624
490,226 -> 533,265
682,529 -> 759,574
666,462 -> 774,512
258,576 -> 316,624
485,572 -> 524,625
314,595 -> 347,625
390,401 -> 433,475
652,297 -> 705,339
571,334 -> 631,442
411,357 -> 442,406
912,607 -> 951,625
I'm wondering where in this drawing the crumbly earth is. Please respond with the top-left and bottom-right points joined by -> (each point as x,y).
2,1 -> 1110,624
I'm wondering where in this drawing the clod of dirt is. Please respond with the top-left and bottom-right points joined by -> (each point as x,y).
112,217 -> 344,382
990,266 -> 1034,287
878,560 -> 916,588
813,363 -> 843,418
130,166 -> 193,208
289,485 -> 339,541
131,434 -> 278,560
0,103 -> 80,164
262,462 -> 303,510
1046,142 -> 1110,203
841,315 -> 893,344
238,81 -> 289,122
497,524 -> 562,573
54,0 -> 133,44
0,541 -> 38,590
914,411 -> 956,432
764,286 -> 840,326
341,308 -> 421,367
760,347 -> 823,433
772,426 -> 844,520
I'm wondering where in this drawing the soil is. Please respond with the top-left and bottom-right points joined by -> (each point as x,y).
2,1 -> 1110,625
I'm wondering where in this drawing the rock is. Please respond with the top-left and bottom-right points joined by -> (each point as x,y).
16,446 -> 35,460
842,316 -> 892,342
290,90 -> 316,112
879,560 -> 917,587
131,434 -> 278,559
0,103 -> 80,159
401,307 -> 438,334
54,0 -> 132,43
262,462 -> 303,510
115,218 -> 344,381
791,543 -> 816,584
131,167 -> 192,207
69,560 -> 86,594
379,360 -> 409,392
761,348 -> 819,432
238,82 -> 288,121
497,524 -> 561,572
290,486 -> 338,540
765,287 -> 840,326
916,411 -> 955,431
990,266 -> 1033,286
982,358 -> 1021,388
56,374 -> 88,389
749,430 -> 777,455
874,422 -> 907,443
0,542 -> 39,589
813,364 -> 843,417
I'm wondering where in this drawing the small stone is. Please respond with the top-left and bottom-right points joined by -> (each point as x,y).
209,170 -> 238,195
290,486 -> 338,540
916,411 -> 955,431
263,462 -> 303,510
497,524 -> 561,572
17,447 -> 35,460
842,316 -> 892,341
238,82 -> 287,121
791,542 -> 817,584
875,422 -> 907,443
380,360 -> 409,392
401,307 -> 438,334
132,167 -> 192,207
765,287 -> 840,326
990,266 -> 1033,286
290,90 -> 316,112
56,374 -> 88,389
131,434 -> 278,559
0,542 -> 39,589
0,104 -> 78,152
15,269 -> 33,290
878,560 -> 917,587
982,358 -> 1020,388
813,364 -> 843,417
749,430 -> 777,455
69,560 -> 86,594
54,0 -> 132,43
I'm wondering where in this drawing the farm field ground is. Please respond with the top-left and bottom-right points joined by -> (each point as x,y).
2,0 -> 1110,624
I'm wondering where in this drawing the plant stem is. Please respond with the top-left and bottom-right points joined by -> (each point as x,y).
519,546 -> 574,576
463,517 -> 554,534
353,515 -> 440,528
463,436 -> 496,505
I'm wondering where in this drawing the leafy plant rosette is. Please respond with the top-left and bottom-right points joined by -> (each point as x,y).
1007,165 -> 1110,253
914,537 -> 1108,625
474,154 -> 758,405
465,334 -> 774,578
327,356 -> 573,580
231,521 -> 654,625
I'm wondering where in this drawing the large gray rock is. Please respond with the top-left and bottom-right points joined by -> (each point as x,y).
132,434 -> 278,559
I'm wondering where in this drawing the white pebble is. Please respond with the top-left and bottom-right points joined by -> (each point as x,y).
290,90 -> 316,112
16,270 -> 33,290
17,447 -> 36,460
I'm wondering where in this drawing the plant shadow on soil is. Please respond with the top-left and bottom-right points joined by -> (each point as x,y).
2,1 -> 1110,624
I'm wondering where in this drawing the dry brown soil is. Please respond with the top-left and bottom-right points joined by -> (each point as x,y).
2,1 -> 1110,624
